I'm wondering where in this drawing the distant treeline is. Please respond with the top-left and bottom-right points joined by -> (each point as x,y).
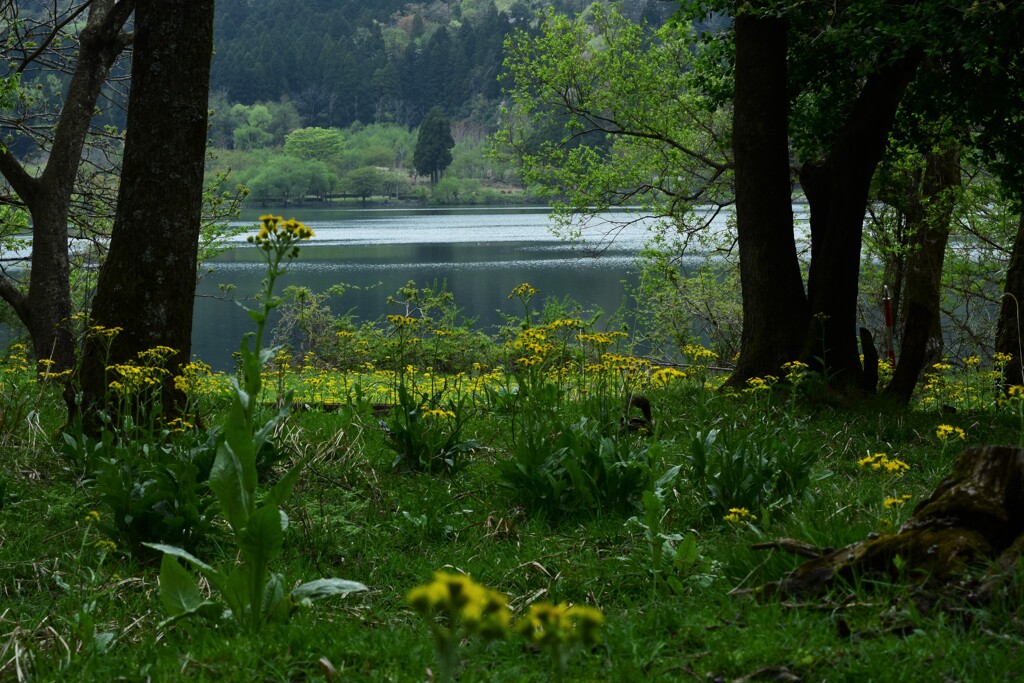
210,0 -> 679,130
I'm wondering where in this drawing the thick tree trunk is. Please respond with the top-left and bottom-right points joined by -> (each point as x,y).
884,144 -> 960,403
80,0 -> 214,420
996,213 -> 1024,389
725,10 -> 808,388
751,445 -> 1024,599
0,1 -> 133,371
800,51 -> 922,390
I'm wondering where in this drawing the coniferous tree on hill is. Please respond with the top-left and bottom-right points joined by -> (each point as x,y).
413,106 -> 455,185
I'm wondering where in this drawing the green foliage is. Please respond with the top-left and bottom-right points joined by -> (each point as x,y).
496,400 -> 654,519
686,424 -> 821,522
147,216 -> 366,632
382,376 -> 478,473
0,343 -> 42,443
414,106 -> 455,184
61,423 -> 218,553
344,166 -> 386,201
242,155 -> 338,202
486,282 -> 657,518
283,126 -> 345,162
621,483 -> 716,597
493,5 -> 731,234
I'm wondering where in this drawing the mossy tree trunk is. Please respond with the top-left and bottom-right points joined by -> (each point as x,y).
79,0 -> 215,423
753,445 -> 1024,599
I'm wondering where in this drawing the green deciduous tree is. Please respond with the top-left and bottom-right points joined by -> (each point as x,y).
245,155 -> 337,204
344,166 -> 384,204
413,106 -> 455,185
284,126 -> 345,163
0,0 -> 134,372
499,1 -> 1024,397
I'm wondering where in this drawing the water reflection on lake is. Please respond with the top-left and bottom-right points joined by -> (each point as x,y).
194,207 -> 661,370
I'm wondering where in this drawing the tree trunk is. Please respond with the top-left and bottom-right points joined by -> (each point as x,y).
0,1 -> 133,371
884,145 -> 959,403
80,0 -> 214,420
725,10 -> 808,388
800,51 -> 923,390
996,213 -> 1024,389
750,445 -> 1024,600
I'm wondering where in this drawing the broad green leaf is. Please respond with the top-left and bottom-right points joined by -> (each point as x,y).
223,564 -> 254,620
655,465 -> 682,497
208,440 -> 251,534
144,543 -> 221,581
264,452 -> 309,509
291,578 -> 368,602
157,553 -> 203,617
262,572 -> 288,622
239,504 -> 285,566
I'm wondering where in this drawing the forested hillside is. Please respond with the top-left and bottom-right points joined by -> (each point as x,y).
210,0 -> 678,129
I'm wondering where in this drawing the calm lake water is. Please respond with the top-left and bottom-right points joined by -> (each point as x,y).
194,207 -> 661,370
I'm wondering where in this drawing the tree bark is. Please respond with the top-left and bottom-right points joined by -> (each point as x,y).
0,1 -> 133,371
996,213 -> 1024,389
884,144 -> 960,403
800,50 -> 923,390
725,10 -> 808,388
751,445 -> 1024,599
80,0 -> 214,420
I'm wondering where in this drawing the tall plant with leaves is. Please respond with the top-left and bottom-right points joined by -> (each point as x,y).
146,216 -> 366,631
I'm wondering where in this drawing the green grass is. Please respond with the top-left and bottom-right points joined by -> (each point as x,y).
3,361 -> 1024,682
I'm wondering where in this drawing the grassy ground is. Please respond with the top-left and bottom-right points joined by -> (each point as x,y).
3,354 -> 1024,682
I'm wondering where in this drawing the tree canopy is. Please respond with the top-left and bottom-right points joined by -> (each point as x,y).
496,0 -> 1024,396
413,106 -> 455,185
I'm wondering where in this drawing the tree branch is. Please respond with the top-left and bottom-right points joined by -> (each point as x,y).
0,148 -> 38,203
15,0 -> 93,73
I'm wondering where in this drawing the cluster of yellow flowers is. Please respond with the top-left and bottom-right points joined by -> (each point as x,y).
250,214 -> 315,247
107,362 -> 167,395
651,367 -> 688,385
723,507 -> 757,524
386,314 -> 420,329
883,494 -> 913,509
508,282 -> 539,300
857,452 -> 910,475
935,424 -> 967,442
407,571 -> 604,680
407,571 -> 511,640
744,375 -> 778,393
577,331 -> 625,347
515,601 -> 604,648
683,344 -> 719,365
421,408 -> 456,420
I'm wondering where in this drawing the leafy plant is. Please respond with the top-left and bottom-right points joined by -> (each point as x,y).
382,380 -> 478,473
146,215 -> 366,632
92,427 -> 218,553
687,426 -> 821,520
498,409 -> 654,519
621,471 -> 716,596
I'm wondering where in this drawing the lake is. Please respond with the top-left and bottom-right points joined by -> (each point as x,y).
194,207 -> 665,370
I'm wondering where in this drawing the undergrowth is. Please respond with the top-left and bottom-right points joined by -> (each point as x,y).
2,267 -> 1023,680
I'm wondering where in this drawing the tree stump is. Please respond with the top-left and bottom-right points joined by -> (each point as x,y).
751,445 -> 1024,600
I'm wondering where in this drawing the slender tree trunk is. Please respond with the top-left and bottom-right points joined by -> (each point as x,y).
80,0 -> 214,420
800,50 -> 923,390
997,212 -> 1024,389
884,144 -> 960,403
0,1 -> 133,371
725,10 -> 808,388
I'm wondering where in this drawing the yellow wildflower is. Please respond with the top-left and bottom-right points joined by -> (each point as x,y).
935,424 -> 966,442
723,507 -> 757,523
509,282 -> 539,299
